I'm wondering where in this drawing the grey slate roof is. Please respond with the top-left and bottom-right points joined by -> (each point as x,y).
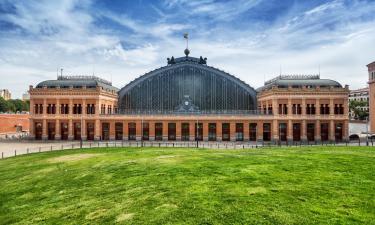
257,75 -> 342,91
36,76 -> 118,92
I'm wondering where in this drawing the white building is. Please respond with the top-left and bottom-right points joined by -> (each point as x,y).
349,87 -> 369,120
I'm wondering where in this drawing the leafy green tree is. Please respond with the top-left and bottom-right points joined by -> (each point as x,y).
349,100 -> 369,120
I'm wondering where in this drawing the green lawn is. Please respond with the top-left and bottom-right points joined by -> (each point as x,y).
0,146 -> 374,224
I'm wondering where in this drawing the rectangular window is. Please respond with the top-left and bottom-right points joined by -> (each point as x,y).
222,123 -> 230,141
128,122 -> 136,140
235,123 -> 244,141
249,123 -> 257,141
263,123 -> 271,141
168,123 -> 176,140
181,123 -> 190,141
155,123 -> 163,141
208,123 -> 216,141
279,123 -> 287,141
142,122 -> 149,141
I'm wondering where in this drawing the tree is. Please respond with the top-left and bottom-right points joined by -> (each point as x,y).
0,97 -> 30,113
349,100 -> 369,120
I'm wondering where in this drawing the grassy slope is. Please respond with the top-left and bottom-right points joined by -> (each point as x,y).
0,147 -> 374,225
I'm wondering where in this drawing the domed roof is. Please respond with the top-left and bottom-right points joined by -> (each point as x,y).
118,55 -> 257,113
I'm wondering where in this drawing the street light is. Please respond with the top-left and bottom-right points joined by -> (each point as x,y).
366,116 -> 369,146
196,119 -> 199,148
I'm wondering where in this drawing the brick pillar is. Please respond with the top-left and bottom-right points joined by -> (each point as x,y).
81,119 -> 87,141
55,119 -> 61,140
316,99 -> 320,116
302,98 -> 306,115
69,99 -> 73,116
301,120 -> 307,142
43,99 -> 47,114
149,122 -> 155,141
68,119 -> 73,140
329,120 -> 335,141
216,121 -> 222,141
257,122 -> 263,141
176,122 -> 181,141
29,119 -> 35,138
136,120 -> 142,141
42,119 -> 47,140
163,121 -> 168,141
29,99 -> 34,115
315,120 -> 321,141
189,121 -> 195,141
230,122 -> 236,141
244,122 -> 249,141
109,121 -> 115,140
329,98 -> 334,116
287,98 -> 292,116
56,99 -> 60,115
95,119 -> 100,140
272,120 -> 278,141
123,122 -> 128,140
287,120 -> 293,142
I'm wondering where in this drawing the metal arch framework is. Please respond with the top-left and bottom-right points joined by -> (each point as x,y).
118,58 -> 258,113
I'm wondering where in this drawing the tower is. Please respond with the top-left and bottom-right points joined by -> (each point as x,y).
367,61 -> 375,132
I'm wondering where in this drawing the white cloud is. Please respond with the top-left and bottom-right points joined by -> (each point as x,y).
0,0 -> 375,98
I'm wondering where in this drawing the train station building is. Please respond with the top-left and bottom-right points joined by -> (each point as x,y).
29,50 -> 350,143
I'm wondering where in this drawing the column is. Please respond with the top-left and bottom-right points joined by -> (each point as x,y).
329,98 -> 334,116
272,120 -> 278,142
42,119 -> 47,140
149,122 -> 155,141
272,98 -> 278,116
301,120 -> 307,142
30,99 -> 34,115
95,99 -> 100,115
203,122 -> 209,141
287,98 -> 292,116
29,119 -> 35,139
257,122 -> 263,141
43,99 -> 47,114
81,119 -> 87,141
230,122 -> 236,141
69,98 -> 73,115
56,99 -> 60,115
109,120 -> 115,140
123,121 -> 128,140
136,120 -> 142,141
244,122 -> 249,142
55,119 -> 61,140
176,122 -> 181,141
82,99 -> 86,116
94,119 -> 100,140
315,120 -> 321,142
189,121 -> 195,141
68,119 -> 73,140
316,99 -> 320,116
216,121 -> 222,141
287,120 -> 293,143
163,121 -> 169,141
329,120 -> 335,141
302,98 -> 306,116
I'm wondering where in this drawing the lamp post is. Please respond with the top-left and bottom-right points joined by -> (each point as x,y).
141,117 -> 144,147
80,110 -> 83,149
366,116 -> 369,146
196,119 -> 199,148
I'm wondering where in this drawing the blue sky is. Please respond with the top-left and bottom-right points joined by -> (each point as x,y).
1,0 -> 375,98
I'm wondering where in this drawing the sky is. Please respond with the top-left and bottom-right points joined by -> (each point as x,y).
0,0 -> 375,98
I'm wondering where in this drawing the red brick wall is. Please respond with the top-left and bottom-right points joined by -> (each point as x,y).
0,114 -> 30,134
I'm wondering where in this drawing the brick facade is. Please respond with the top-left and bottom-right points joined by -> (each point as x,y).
0,114 -> 30,134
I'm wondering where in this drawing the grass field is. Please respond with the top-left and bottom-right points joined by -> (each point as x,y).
0,146 -> 374,224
